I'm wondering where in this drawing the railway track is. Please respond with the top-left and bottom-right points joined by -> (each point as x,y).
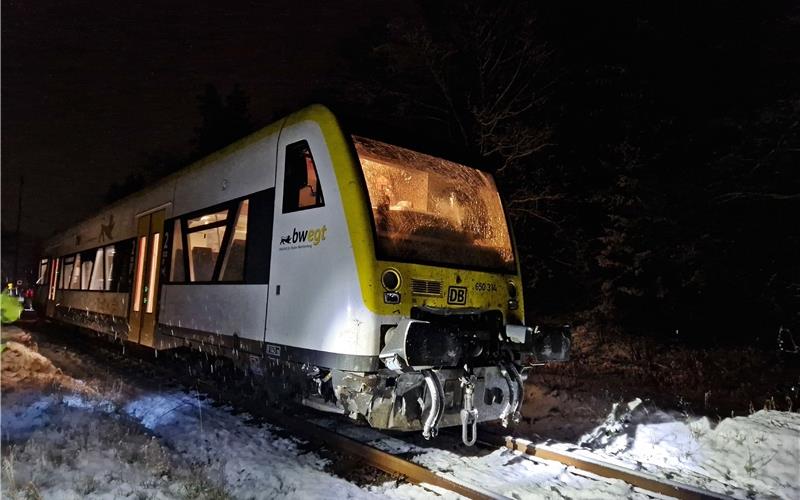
307,418 -> 730,499
21,320 -> 730,499
223,399 -> 499,499
481,433 -> 727,500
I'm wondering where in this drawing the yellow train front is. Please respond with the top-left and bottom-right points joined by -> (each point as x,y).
289,108 -> 570,445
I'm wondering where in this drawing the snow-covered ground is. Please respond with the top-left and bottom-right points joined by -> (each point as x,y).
2,388 -> 659,500
317,402 -> 800,499
1,327 -> 444,499
2,325 -> 799,499
2,390 -> 448,499
549,399 -> 800,499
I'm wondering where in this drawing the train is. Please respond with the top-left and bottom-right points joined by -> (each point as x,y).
34,105 -> 570,445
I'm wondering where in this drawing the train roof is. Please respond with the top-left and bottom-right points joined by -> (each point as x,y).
43,104 -> 339,253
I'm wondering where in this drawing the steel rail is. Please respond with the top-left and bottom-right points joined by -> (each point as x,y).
492,433 -> 728,500
231,401 -> 501,500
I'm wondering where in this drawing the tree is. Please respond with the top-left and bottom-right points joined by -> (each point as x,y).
193,83 -> 255,157
329,0 -> 800,343
105,84 -> 256,204
104,172 -> 145,205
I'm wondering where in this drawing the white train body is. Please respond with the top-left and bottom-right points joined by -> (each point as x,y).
36,105 -> 568,443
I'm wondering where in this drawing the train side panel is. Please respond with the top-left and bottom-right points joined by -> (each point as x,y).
54,290 -> 129,337
43,181 -> 175,259
43,180 -> 177,336
41,122 -> 281,348
158,284 -> 269,347
266,110 -> 380,371
157,127 -> 280,353
171,131 -> 277,216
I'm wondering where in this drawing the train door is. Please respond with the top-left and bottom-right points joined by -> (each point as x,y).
45,257 -> 59,317
128,209 -> 165,347
267,126 -> 335,351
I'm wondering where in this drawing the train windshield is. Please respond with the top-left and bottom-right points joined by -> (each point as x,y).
354,136 -> 516,273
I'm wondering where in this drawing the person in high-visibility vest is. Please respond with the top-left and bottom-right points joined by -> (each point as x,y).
2,283 -> 23,323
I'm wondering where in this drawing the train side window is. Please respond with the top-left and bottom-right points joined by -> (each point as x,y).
89,248 -> 104,290
49,258 -> 59,299
61,256 -> 75,289
245,189 -> 272,284
146,232 -> 161,313
37,259 -> 48,285
186,209 -> 229,282
80,250 -> 94,290
187,208 -> 227,228
173,190 -> 271,284
283,141 -> 324,213
220,199 -> 248,281
188,229 -> 225,281
132,236 -> 147,311
170,220 -> 186,282
104,245 -> 115,290
109,240 -> 134,292
69,254 -> 81,289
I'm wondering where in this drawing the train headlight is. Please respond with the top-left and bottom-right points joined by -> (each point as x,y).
381,269 -> 401,291
384,291 -> 401,304
507,280 -> 517,298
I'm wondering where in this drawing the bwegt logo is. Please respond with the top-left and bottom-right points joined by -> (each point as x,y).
280,225 -> 328,246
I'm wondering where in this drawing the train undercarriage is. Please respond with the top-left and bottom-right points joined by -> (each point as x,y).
281,313 -> 571,446
49,304 -> 569,446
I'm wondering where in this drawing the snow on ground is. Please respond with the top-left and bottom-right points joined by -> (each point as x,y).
119,390 -> 450,499
549,398 -> 800,499
3,324 -> 799,499
3,390 -> 441,499
0,327 -> 444,499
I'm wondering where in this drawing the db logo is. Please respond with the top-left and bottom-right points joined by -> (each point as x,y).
447,286 -> 467,305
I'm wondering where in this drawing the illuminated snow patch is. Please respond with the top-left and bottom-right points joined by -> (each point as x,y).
0,395 -> 56,440
549,401 -> 800,499
123,392 -> 199,430
61,393 -> 116,413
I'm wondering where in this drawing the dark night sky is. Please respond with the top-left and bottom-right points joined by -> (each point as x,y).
4,1 -> 797,338
2,1 -> 403,240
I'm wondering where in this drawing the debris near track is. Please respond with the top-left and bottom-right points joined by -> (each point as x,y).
516,325 -> 800,442
549,398 -> 800,499
1,325 -> 96,396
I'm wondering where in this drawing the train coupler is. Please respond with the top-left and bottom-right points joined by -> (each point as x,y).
499,362 -> 524,427
421,369 -> 444,439
460,375 -> 478,446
